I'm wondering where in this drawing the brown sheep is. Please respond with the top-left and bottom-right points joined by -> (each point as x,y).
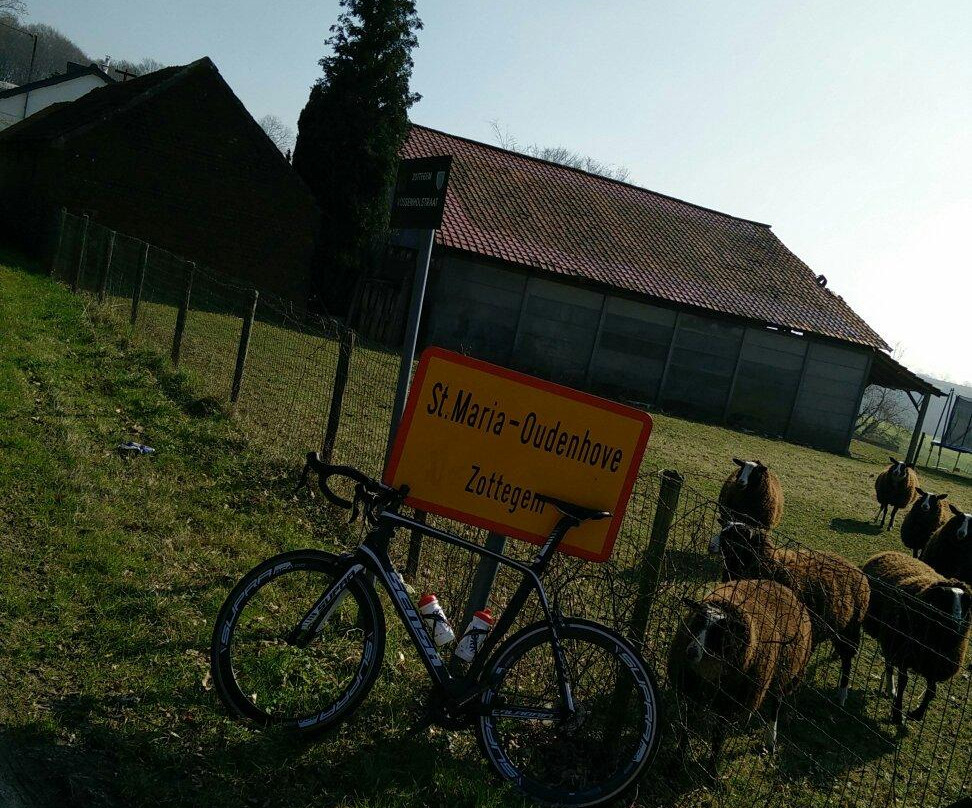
718,458 -> 784,529
900,489 -> 949,558
668,578 -> 813,774
862,551 -> 972,725
921,505 -> 972,584
709,522 -> 870,706
874,457 -> 918,530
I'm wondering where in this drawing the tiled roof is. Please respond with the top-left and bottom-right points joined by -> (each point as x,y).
402,125 -> 889,350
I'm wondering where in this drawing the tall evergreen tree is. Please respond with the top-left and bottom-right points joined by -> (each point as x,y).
293,0 -> 422,314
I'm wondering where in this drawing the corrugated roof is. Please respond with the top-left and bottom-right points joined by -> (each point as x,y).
401,124 -> 889,350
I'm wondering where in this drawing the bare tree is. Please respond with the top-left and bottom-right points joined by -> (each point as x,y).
855,345 -> 913,447
489,119 -> 630,183
110,57 -> 165,78
0,1 -> 26,16
258,114 -> 295,155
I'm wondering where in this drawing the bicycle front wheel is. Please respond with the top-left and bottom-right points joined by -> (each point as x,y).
476,618 -> 661,807
210,549 -> 385,733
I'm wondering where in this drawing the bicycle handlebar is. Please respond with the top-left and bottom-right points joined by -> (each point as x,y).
297,452 -> 405,522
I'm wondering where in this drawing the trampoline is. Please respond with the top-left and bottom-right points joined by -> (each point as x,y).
926,390 -> 972,472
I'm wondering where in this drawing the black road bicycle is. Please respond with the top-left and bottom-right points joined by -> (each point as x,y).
210,452 -> 662,807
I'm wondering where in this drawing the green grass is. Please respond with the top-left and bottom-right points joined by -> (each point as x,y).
5,252 -> 972,807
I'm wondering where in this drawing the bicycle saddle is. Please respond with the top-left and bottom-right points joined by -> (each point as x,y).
533,494 -> 612,522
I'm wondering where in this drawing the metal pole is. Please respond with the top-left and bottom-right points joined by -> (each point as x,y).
22,33 -> 37,120
385,228 -> 435,463
461,532 -> 508,627
230,289 -> 259,405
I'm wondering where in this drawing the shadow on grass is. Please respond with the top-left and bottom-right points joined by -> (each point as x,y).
830,518 -> 883,537
3,688 -> 507,808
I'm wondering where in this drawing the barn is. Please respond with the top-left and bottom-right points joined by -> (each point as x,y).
391,125 -> 939,455
0,57 -> 318,301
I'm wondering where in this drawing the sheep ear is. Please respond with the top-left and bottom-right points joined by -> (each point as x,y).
756,460 -> 766,468
890,456 -> 900,465
938,493 -> 949,501
732,458 -> 745,467
917,488 -> 926,497
951,504 -> 963,516
681,597 -> 701,611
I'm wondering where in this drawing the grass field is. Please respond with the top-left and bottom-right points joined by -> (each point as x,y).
4,253 -> 972,807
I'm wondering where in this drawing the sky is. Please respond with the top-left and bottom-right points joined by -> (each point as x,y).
22,0 -> 972,384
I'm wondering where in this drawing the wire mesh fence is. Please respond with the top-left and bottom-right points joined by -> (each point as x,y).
48,210 -> 972,807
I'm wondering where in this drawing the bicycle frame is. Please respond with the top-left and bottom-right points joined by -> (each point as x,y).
295,507 -> 581,719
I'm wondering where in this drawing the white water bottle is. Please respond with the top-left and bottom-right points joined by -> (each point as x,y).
454,609 -> 495,663
418,594 -> 455,646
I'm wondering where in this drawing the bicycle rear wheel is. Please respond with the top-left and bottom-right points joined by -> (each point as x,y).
210,549 -> 384,733
476,618 -> 661,807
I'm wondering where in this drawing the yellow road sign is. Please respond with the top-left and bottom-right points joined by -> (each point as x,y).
384,348 -> 653,562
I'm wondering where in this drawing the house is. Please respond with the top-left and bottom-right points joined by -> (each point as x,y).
0,57 -> 318,301
390,124 -> 939,455
0,61 -> 113,130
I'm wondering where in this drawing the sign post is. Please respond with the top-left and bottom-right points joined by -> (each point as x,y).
385,348 -> 653,562
385,155 -> 453,462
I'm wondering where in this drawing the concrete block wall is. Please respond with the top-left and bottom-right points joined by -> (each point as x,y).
424,253 -> 871,454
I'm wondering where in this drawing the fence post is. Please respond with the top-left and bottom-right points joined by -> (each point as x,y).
230,289 -> 259,405
71,214 -> 89,293
97,230 -> 115,304
628,469 -> 683,642
171,261 -> 195,367
321,326 -> 356,463
49,207 -> 67,277
130,243 -> 149,326
460,531 -> 507,624
404,510 -> 426,582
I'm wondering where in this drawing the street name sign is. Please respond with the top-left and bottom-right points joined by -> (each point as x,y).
384,348 -> 653,562
389,155 -> 453,230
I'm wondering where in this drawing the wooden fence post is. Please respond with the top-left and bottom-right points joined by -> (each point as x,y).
404,510 -> 427,582
97,230 -> 116,304
230,289 -> 259,405
627,469 -> 683,642
460,531 -> 508,624
130,243 -> 149,326
321,326 -> 356,463
71,214 -> 89,293
50,207 -> 67,277
171,261 -> 195,367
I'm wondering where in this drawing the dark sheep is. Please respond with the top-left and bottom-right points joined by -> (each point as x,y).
874,457 -> 918,530
921,505 -> 972,585
862,550 -> 972,724
668,578 -> 813,774
900,489 -> 949,558
718,458 -> 784,529
709,522 -> 870,705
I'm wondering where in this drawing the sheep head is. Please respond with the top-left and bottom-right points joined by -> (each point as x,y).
915,489 -> 948,514
888,457 -> 915,480
680,597 -> 754,682
947,504 -> 972,539
732,458 -> 766,489
709,521 -> 770,578
922,580 -> 972,631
